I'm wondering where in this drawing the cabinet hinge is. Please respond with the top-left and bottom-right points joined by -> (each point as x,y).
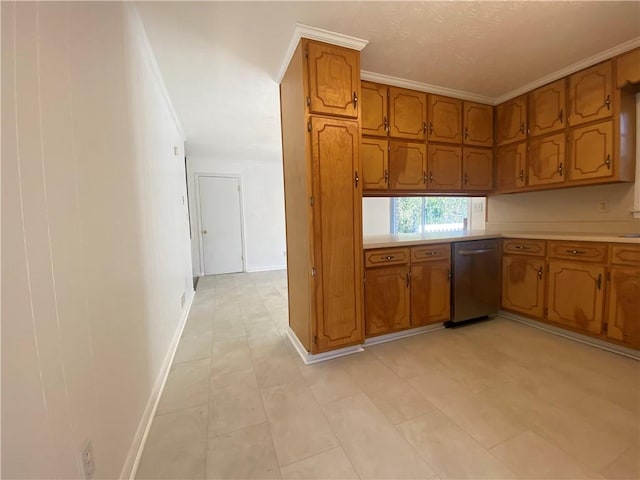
313,335 -> 318,344
310,196 -> 314,207
311,267 -> 316,277
307,121 -> 312,132
544,307 -> 548,316
304,50 -> 309,59
603,322 -> 608,333
306,96 -> 311,107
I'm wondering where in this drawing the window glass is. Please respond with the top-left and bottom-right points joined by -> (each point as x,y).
391,197 -> 469,234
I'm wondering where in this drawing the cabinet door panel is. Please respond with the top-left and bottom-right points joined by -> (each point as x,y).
501,256 -> 545,318
496,95 -> 527,146
427,145 -> 462,191
568,61 -> 612,126
388,87 -> 427,140
410,261 -> 451,326
365,265 -> 410,336
528,79 -> 566,137
569,121 -> 613,181
311,117 -> 363,351
389,141 -> 427,191
428,95 -> 462,143
463,148 -> 493,191
616,48 -> 640,88
547,261 -> 605,335
495,142 -> 527,192
307,41 -> 359,118
463,101 -> 493,147
606,267 -> 640,348
362,81 -> 388,136
528,133 -> 566,186
362,138 -> 389,190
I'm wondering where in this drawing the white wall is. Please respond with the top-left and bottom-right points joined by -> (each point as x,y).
362,197 -> 392,236
187,156 -> 287,274
1,2 -> 193,478
486,183 -> 639,233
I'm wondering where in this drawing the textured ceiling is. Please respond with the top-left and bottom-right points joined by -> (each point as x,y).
136,1 -> 640,155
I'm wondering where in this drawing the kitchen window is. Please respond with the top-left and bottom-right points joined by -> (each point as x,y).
390,197 -> 469,234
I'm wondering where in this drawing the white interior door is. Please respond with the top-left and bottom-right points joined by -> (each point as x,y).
198,175 -> 244,275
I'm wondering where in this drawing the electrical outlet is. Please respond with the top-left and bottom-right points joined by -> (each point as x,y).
598,200 -> 609,213
80,440 -> 95,480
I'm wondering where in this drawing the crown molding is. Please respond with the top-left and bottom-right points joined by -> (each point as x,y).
276,23 -> 369,83
127,3 -> 185,139
361,70 -> 495,105
493,37 -> 640,105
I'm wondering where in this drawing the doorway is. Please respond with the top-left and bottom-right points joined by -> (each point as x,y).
196,174 -> 245,275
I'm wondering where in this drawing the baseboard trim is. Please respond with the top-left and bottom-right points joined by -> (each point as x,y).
245,265 -> 287,273
499,311 -> 640,360
286,328 -> 364,365
363,323 -> 444,346
122,290 -> 195,480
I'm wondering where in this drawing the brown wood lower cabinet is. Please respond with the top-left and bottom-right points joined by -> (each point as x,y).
546,260 -> 605,335
501,256 -> 545,318
364,265 -> 410,336
364,243 -> 451,337
410,261 -> 451,326
606,267 -> 640,348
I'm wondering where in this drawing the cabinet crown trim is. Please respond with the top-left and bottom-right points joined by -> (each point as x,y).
494,37 -> 640,105
277,23 -> 369,82
361,70 -> 494,105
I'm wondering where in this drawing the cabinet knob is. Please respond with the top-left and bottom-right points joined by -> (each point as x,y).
605,94 -> 611,111
429,122 -> 434,135
383,117 -> 389,132
429,171 -> 434,184
538,267 -> 543,279
604,154 -> 611,170
464,172 -> 469,185
566,249 -> 585,255
384,169 -> 389,183
464,127 -> 470,139
557,162 -> 563,176
519,169 -> 524,182
353,91 -> 358,109
520,122 -> 526,134
423,122 -> 428,134
558,109 -> 564,124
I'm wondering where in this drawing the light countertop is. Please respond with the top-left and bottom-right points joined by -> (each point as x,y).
362,230 -> 640,249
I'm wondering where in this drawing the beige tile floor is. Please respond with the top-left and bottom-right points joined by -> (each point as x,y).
136,270 -> 640,480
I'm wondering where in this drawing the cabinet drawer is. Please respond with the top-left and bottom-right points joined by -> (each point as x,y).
411,244 -> 451,263
610,244 -> 640,267
549,241 -> 607,263
365,248 -> 409,267
503,238 -> 547,257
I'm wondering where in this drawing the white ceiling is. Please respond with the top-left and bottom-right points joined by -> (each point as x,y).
136,1 -> 640,156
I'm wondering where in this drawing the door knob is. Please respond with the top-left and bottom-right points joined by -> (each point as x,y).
202,229 -> 208,235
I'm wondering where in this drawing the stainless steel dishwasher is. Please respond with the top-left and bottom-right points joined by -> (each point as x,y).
448,239 -> 500,325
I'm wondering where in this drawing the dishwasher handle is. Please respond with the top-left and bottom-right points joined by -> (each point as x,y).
457,248 -> 496,255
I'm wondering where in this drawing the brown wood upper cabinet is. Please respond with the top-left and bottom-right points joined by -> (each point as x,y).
427,145 -> 462,191
389,141 -> 427,191
569,121 -> 613,182
462,148 -> 493,191
567,60 -> 613,127
495,142 -> 527,193
463,101 -> 494,147
388,87 -> 427,140
528,133 -> 566,187
428,94 -> 462,143
528,79 -> 566,137
361,81 -> 388,136
306,41 -> 360,118
616,48 -> 640,88
361,137 -> 389,190
496,95 -> 527,146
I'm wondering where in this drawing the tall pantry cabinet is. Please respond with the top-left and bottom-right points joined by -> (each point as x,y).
280,39 -> 364,354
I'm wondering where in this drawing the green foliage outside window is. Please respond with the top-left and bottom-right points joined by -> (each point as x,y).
392,197 -> 469,234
